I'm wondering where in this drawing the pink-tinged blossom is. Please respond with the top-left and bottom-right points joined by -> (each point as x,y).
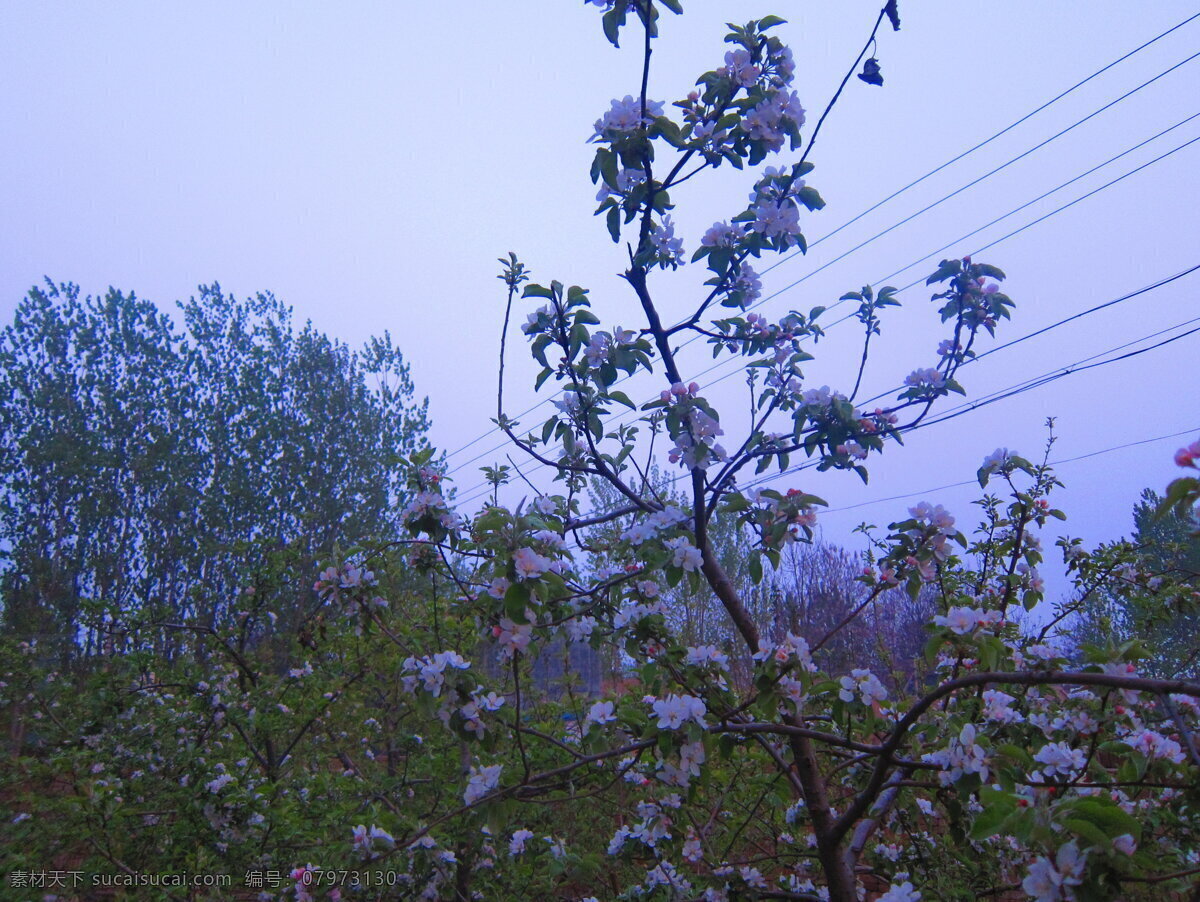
314,562 -> 377,601
754,631 -> 816,671
532,529 -> 566,550
742,89 -> 806,151
701,221 -> 747,248
982,690 -> 1023,724
668,407 -> 726,470
595,166 -> 646,202
1123,728 -> 1186,763
934,606 -> 983,635
401,488 -> 461,532
1034,741 -> 1087,779
585,700 -> 617,733
1022,842 -> 1086,902
926,723 -> 989,785
878,881 -> 921,902
493,617 -> 533,660
836,441 -> 868,461
801,384 -> 845,409
592,95 -> 664,142
739,866 -> 766,888
564,615 -> 596,642
778,676 -> 807,711
401,651 -> 471,697
839,669 -> 887,705
767,43 -> 795,86
464,764 -> 502,805
644,861 -> 690,894
1017,561 -> 1045,593
908,501 -> 956,533
721,49 -> 761,87
682,829 -> 703,863
508,828 -> 534,856
903,367 -> 946,393
981,447 -> 1015,471
290,864 -> 320,902
1112,834 -> 1137,855
664,536 -> 704,572
649,215 -> 685,267
1174,440 -> 1200,467
685,645 -> 729,670
512,546 -> 552,581
750,199 -> 802,244
651,694 -> 708,730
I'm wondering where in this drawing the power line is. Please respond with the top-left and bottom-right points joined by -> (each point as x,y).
871,113 -> 1200,288
731,50 -> 1200,321
742,316 -> 1200,494
747,9 -> 1200,284
918,320 -> 1200,430
656,128 -> 1200,424
439,15 -> 1200,468
456,274 -> 1199,508
818,426 -> 1200,517
450,122 -> 1200,502
550,423 -> 1199,557
455,270 -> 1199,511
855,261 -> 1200,410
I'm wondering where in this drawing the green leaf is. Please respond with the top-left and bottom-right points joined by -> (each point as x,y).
926,259 -> 961,285
969,796 -> 1015,840
1062,818 -> 1111,849
608,390 -> 636,409
504,582 -> 531,621
797,186 -> 825,211
602,7 -> 622,47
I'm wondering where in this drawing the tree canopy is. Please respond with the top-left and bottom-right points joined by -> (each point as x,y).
0,281 -> 431,660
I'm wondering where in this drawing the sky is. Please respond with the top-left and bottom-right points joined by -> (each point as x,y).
3,1 -> 1199,605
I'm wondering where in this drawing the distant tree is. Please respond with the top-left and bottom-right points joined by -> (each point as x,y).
583,472 -> 934,690
0,281 -> 431,661
1072,488 -> 1200,679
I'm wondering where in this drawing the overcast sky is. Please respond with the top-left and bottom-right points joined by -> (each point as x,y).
3,1 -> 1199,603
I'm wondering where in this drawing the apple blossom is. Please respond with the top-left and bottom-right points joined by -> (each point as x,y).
650,693 -> 708,730
508,828 -> 534,856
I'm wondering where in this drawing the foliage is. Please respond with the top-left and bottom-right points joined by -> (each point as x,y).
3,3 -> 1199,902
0,282 -> 431,660
1071,488 -> 1200,680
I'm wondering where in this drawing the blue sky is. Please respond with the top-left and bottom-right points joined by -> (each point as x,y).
3,1 -> 1199,602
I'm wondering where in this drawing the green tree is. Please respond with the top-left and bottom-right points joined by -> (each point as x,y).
1074,489 -> 1200,678
0,281 -> 431,661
